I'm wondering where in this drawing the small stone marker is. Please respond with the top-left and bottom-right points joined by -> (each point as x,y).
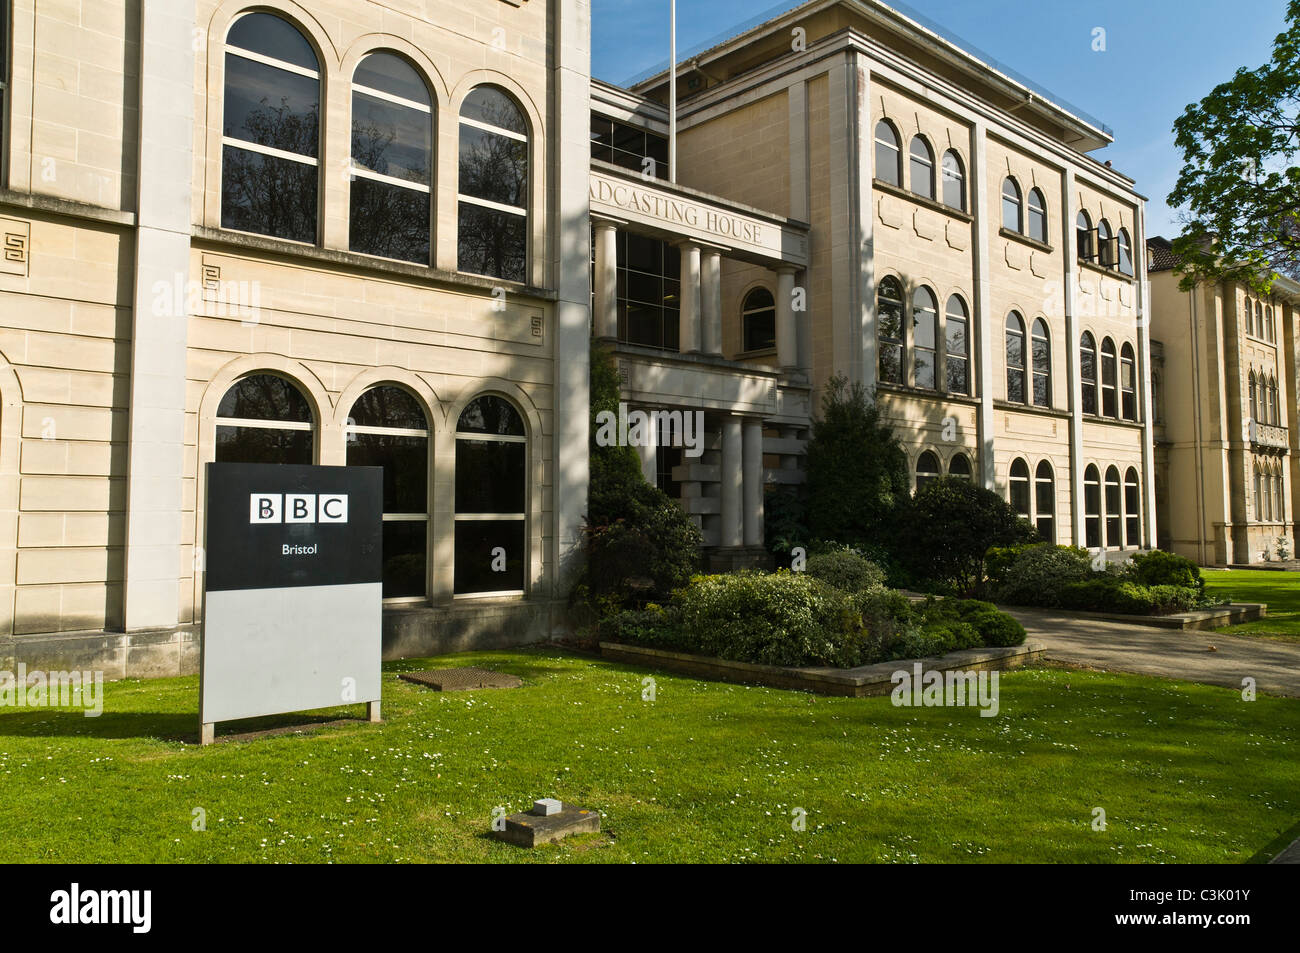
398,667 -> 522,691
493,802 -> 601,848
533,798 -> 563,816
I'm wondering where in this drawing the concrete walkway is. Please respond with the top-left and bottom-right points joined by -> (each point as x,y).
1002,606 -> 1300,698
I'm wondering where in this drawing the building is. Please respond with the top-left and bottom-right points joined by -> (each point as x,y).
0,0 -> 1157,677
1147,237 -> 1300,565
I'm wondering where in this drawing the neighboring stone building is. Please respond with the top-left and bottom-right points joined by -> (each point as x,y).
1147,237 -> 1300,565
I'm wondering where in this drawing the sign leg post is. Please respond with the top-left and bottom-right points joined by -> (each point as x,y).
367,700 -> 381,723
200,722 -> 215,746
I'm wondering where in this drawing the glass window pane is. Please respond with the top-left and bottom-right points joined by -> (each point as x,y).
216,425 -> 313,465
455,519 -> 525,593
458,396 -> 524,436
350,176 -> 430,264
222,145 -> 318,243
347,433 -> 428,513
461,87 -> 527,135
223,54 -> 319,155
914,350 -> 935,389
942,152 -> 964,209
457,205 -> 526,282
218,374 -> 313,422
456,440 -> 525,513
349,386 -> 427,429
227,13 -> 319,71
744,309 -> 776,352
352,91 -> 431,184
354,52 -> 429,105
946,355 -> 968,394
380,520 -> 427,599
458,125 -> 527,207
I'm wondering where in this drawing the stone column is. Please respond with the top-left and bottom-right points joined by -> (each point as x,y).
743,419 -> 765,546
701,249 -> 723,356
678,241 -> 702,354
1062,167 -> 1086,545
720,415 -> 743,547
593,222 -> 618,341
970,118 -> 996,490
776,266 -> 798,371
636,411 -> 658,486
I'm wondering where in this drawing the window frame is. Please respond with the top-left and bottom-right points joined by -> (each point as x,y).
1124,467 -> 1141,546
457,86 -> 530,283
877,275 -> 905,385
911,286 -> 938,390
874,120 -> 902,188
453,394 -> 528,598
1030,317 -> 1051,408
908,135 -> 935,200
1001,177 -> 1023,233
1027,188 -> 1047,244
1084,464 -> 1101,549
1005,311 -> 1027,404
1035,460 -> 1055,542
915,450 -> 940,492
1119,342 -> 1137,422
1080,331 -> 1098,415
941,150 -> 965,211
214,373 -> 316,466
741,286 -> 777,354
1104,465 -> 1122,548
944,294 -> 970,396
1009,458 -> 1031,521
1076,210 -> 1094,261
1100,337 -> 1118,419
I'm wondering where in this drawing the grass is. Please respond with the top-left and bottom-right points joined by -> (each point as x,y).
1203,569 -> 1300,643
1,650 -> 1297,864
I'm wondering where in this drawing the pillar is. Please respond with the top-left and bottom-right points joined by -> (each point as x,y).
776,266 -> 798,371
970,118 -> 996,490
720,416 -> 743,547
637,411 -> 658,486
593,222 -> 618,340
678,241 -> 702,354
702,249 -> 722,356
743,419 -> 764,546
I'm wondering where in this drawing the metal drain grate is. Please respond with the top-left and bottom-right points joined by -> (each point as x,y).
398,667 -> 523,691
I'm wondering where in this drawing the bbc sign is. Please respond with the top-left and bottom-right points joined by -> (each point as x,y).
200,463 -> 383,743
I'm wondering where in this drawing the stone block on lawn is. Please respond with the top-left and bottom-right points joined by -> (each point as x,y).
493,804 -> 601,848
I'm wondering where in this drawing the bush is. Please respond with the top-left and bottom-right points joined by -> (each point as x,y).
1058,577 -> 1199,616
893,477 -> 1039,596
805,547 -> 886,593
1127,550 -> 1205,594
597,605 -> 686,649
671,571 -> 868,667
854,587 -> 917,643
994,544 -> 1096,607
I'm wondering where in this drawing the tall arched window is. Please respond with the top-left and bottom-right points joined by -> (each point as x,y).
1254,463 -> 1263,521
909,136 -> 935,200
1080,332 -> 1098,415
912,286 -> 938,389
1084,465 -> 1101,548
1243,296 -> 1254,335
1027,188 -> 1047,244
949,453 -> 972,480
1100,337 -> 1118,418
1035,461 -> 1055,541
1104,465 -> 1122,548
1001,177 -> 1022,232
945,295 -> 969,395
1117,228 -> 1134,276
215,374 -> 314,464
1097,219 -> 1114,268
1009,459 -> 1031,520
347,386 -> 429,599
222,12 -> 321,243
877,276 -> 904,384
458,87 -> 529,282
455,395 -> 527,595
915,450 -> 940,492
1249,370 -> 1259,424
1270,374 -> 1280,426
1120,343 -> 1137,421
1124,467 -> 1141,546
1076,210 -> 1094,260
742,287 -> 776,352
941,150 -> 965,210
874,121 -> 902,187
1005,312 -> 1027,404
1255,301 -> 1264,339
350,52 -> 434,264
1031,318 -> 1051,408
1266,305 -> 1276,342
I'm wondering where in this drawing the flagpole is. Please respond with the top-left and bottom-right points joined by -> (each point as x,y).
669,0 -> 677,183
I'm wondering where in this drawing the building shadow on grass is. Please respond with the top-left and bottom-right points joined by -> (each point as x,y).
0,708 -> 362,744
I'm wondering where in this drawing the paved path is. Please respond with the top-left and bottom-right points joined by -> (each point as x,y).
1001,606 -> 1300,698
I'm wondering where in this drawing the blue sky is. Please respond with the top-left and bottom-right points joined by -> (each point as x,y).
592,0 -> 1292,239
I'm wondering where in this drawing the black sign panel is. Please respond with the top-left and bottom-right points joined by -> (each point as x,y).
205,463 -> 383,592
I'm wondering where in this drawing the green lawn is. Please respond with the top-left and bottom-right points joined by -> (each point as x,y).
1,651 -> 1297,863
1204,569 -> 1300,642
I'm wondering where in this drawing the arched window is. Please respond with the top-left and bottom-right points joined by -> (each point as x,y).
1266,305 -> 1276,342
912,286 -> 938,389
1120,343 -> 1137,421
1080,332 -> 1098,415
458,86 -> 529,282
215,374 -> 314,464
1009,458 -> 1031,520
1117,228 -> 1134,276
350,52 -> 433,264
1277,468 -> 1287,525
1104,465 -> 1122,548
915,450 -> 940,492
1097,219 -> 1115,268
1124,467 -> 1141,546
742,287 -> 776,353
945,295 -> 969,395
347,386 -> 429,599
1249,370 -> 1259,424
1270,374 -> 1280,426
222,12 -> 321,243
1076,210 -> 1094,260
1243,296 -> 1254,335
877,276 -> 904,384
1255,301 -> 1264,339
455,395 -> 527,595
1100,337 -> 1118,418
1254,464 -> 1263,521
1031,318 -> 1051,408
1027,188 -> 1047,244
1005,312 -> 1027,404
1084,464 -> 1101,548
1035,461 -> 1055,542
941,150 -> 965,210
909,136 -> 934,200
1001,177 -> 1022,232
874,121 -> 902,187
949,453 -> 972,479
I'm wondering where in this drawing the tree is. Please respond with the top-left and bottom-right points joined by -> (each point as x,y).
894,477 -> 1038,596
1168,1 -> 1300,290
804,375 -> 910,554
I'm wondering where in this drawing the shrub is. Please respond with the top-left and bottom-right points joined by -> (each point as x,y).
1127,550 -> 1205,594
1057,577 -> 1197,616
805,547 -> 886,593
893,477 -> 1040,596
764,485 -> 809,563
854,588 -> 917,642
889,627 -> 951,660
671,571 -> 868,667
995,544 -> 1096,607
597,605 -> 687,649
